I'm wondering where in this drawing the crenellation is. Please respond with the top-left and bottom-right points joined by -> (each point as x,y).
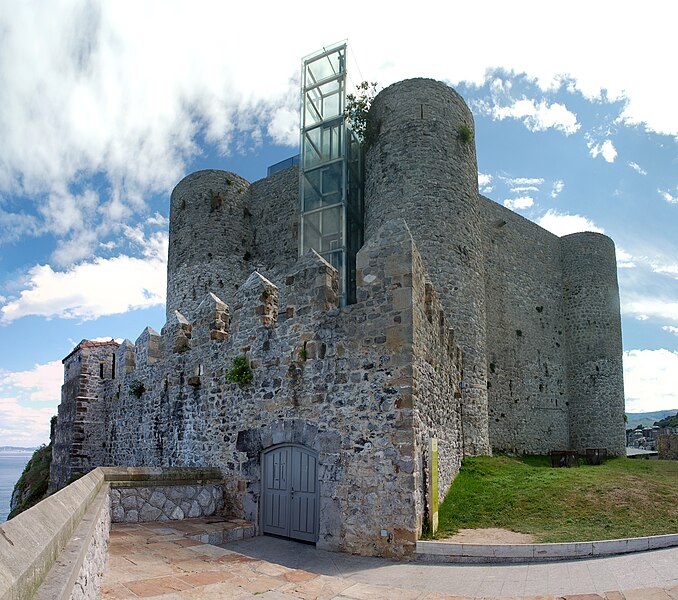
135,326 -> 163,367
285,250 -> 339,319
162,310 -> 193,354
192,292 -> 230,343
116,340 -> 135,376
49,76 -> 626,559
231,272 -> 279,343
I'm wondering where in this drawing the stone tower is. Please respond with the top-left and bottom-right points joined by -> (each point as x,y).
364,79 -> 490,455
561,232 -> 626,454
166,169 -> 251,320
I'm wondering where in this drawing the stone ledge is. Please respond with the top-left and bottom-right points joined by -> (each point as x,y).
33,483 -> 110,600
416,532 -> 678,563
100,466 -> 223,482
0,468 -> 105,600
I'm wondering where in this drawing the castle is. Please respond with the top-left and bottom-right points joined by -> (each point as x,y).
48,66 -> 625,558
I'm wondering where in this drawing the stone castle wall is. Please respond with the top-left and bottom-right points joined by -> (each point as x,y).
55,220 -> 464,558
479,197 -> 570,454
658,434 -> 678,460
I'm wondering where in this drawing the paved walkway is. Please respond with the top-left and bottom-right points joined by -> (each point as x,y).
102,520 -> 678,599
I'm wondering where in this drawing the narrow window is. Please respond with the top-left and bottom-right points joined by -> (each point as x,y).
99,362 -> 105,379
111,353 -> 116,379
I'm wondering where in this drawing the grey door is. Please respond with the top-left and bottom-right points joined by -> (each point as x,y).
262,445 -> 318,542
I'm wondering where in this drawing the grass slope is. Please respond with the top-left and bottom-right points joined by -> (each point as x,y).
435,455 -> 678,543
7,444 -> 52,520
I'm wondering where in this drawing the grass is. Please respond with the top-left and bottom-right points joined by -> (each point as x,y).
433,455 -> 678,543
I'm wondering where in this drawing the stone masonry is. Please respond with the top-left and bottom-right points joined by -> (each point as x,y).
49,77 -> 626,558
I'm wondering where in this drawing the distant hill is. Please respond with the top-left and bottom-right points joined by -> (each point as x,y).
626,409 -> 678,430
655,412 -> 678,428
0,446 -> 36,453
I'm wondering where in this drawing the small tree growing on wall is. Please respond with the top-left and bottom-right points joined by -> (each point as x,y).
345,81 -> 378,147
225,355 -> 253,385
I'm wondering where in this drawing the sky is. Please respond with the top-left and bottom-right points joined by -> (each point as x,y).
0,1 -> 676,447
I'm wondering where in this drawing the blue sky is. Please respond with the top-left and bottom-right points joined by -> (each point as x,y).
0,2 -> 676,447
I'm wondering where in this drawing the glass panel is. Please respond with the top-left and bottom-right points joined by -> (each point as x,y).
303,123 -> 342,169
302,206 -> 343,254
305,48 -> 345,87
304,80 -> 343,126
302,162 -> 343,211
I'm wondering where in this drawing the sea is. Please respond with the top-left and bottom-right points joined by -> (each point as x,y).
0,451 -> 33,523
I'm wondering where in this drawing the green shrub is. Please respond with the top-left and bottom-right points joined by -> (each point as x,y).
129,380 -> 145,398
458,123 -> 474,144
226,355 -> 253,385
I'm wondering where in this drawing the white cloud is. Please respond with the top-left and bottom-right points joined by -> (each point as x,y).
622,295 -> 678,323
537,209 -> 604,237
505,177 -> 544,186
0,361 -> 63,403
510,186 -> 539,193
486,98 -> 580,134
647,259 -> 678,280
663,326 -> 678,336
658,189 -> 678,204
0,397 -> 54,447
624,349 -> 678,412
589,139 -> 617,163
0,1 -> 675,224
628,162 -> 647,175
478,173 -> 492,186
503,196 -> 534,211
0,232 -> 167,323
478,172 -> 494,194
146,213 -> 169,227
0,360 -> 62,446
616,248 -> 636,269
551,180 -> 564,198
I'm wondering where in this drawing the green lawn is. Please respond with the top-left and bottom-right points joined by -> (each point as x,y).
434,455 -> 678,543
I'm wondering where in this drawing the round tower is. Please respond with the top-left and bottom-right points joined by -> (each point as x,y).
166,169 -> 251,321
364,78 -> 490,456
561,232 -> 625,456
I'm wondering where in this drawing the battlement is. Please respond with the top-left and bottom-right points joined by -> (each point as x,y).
90,219 -> 457,388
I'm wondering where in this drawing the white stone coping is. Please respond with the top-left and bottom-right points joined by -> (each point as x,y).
416,533 -> 678,563
33,482 -> 110,600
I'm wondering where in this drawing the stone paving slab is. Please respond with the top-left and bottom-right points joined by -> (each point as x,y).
102,521 -> 678,599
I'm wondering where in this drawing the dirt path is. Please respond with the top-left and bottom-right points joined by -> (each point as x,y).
438,527 -> 536,544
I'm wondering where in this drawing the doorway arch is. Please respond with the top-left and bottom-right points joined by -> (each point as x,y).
261,444 -> 319,543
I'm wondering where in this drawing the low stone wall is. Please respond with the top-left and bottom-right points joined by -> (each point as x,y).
34,481 -> 110,600
110,484 -> 223,523
658,434 -> 678,460
0,466 -> 225,600
0,468 -> 106,600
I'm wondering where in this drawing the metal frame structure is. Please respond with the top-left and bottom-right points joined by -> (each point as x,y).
299,43 -> 363,306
